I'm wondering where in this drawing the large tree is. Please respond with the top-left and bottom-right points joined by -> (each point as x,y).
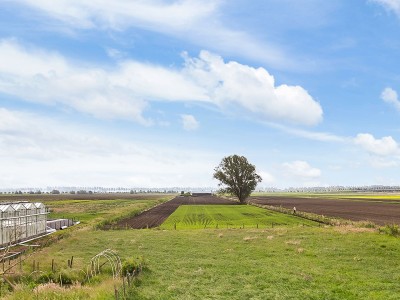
213,155 -> 262,204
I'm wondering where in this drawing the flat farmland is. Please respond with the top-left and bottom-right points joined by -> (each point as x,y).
116,194 -> 237,229
0,193 -> 168,201
250,195 -> 400,225
161,204 -> 317,229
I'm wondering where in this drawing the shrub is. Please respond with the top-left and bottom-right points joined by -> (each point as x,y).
122,257 -> 146,276
36,272 -> 55,284
381,224 -> 400,236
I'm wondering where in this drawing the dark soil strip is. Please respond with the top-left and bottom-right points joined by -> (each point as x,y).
117,195 -> 238,229
249,196 -> 400,226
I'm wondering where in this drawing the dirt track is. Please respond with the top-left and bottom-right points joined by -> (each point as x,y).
249,196 -> 400,225
117,194 -> 237,229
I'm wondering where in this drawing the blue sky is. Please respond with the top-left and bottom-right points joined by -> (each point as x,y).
1,0 -> 400,188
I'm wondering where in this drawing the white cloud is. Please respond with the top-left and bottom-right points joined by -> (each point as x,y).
0,107 -> 218,188
259,171 -> 275,185
10,0 -> 298,69
14,0 -> 217,31
0,41 -> 322,126
354,133 -> 399,156
183,51 -> 323,126
0,39 -> 205,124
369,157 -> 399,168
371,0 -> 400,18
381,87 -> 400,111
181,114 -> 199,131
282,161 -> 321,179
266,122 -> 345,142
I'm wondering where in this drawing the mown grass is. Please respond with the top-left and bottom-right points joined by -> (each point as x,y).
161,205 -> 317,229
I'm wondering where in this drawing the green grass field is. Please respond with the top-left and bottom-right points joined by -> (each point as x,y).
46,198 -> 169,225
2,195 -> 400,299
161,205 -> 317,229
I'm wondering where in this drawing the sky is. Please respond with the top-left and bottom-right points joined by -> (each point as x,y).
1,0 -> 400,189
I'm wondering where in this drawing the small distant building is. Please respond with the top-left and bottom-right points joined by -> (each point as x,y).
0,202 -> 48,247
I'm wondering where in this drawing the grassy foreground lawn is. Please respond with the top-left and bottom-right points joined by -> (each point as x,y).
161,205 -> 317,229
8,226 -> 400,299
3,196 -> 400,299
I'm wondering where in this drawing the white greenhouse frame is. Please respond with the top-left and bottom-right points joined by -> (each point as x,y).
0,202 -> 48,246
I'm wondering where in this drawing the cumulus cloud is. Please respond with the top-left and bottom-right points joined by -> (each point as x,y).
181,114 -> 199,131
282,161 -> 321,179
381,87 -> 400,111
183,51 -> 323,126
354,133 -> 399,156
0,41 -> 322,126
371,0 -> 400,18
0,39 -> 205,124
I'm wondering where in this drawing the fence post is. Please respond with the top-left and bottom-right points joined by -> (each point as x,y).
114,285 -> 118,300
123,277 -> 126,297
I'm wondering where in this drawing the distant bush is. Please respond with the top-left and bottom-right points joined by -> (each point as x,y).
381,224 -> 400,236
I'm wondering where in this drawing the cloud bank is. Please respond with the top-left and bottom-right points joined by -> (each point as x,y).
0,40 -> 322,126
0,107 -> 217,187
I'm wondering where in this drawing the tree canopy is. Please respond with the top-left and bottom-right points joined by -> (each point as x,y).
213,155 -> 262,204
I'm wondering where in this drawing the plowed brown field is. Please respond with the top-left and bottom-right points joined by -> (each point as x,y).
116,194 -> 237,229
249,196 -> 400,225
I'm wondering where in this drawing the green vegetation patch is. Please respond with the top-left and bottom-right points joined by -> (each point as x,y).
46,197 -> 172,225
161,205 -> 317,229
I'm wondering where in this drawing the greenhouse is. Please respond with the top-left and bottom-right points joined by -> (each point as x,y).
0,202 -> 48,247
